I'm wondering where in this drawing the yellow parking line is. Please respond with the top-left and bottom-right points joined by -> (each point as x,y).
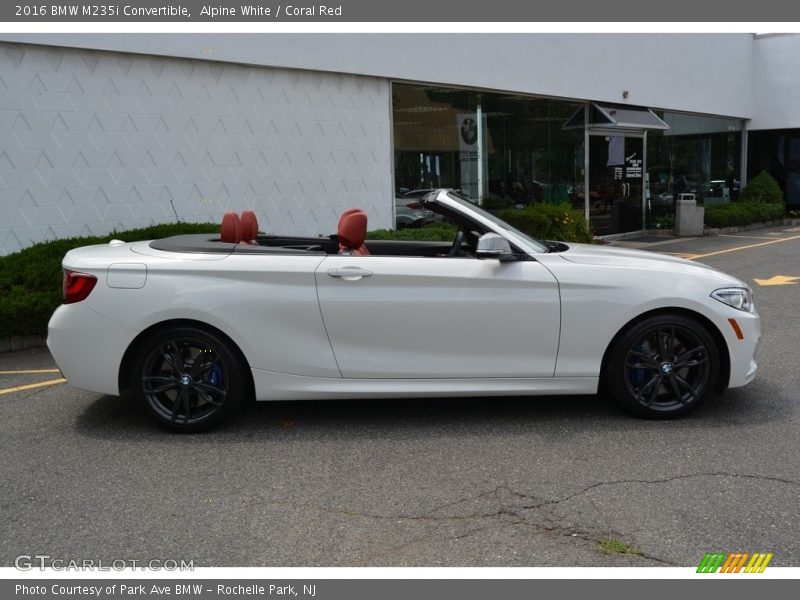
660,251 -> 700,259
718,234 -> 779,240
0,378 -> 67,395
0,369 -> 61,375
690,234 -> 800,260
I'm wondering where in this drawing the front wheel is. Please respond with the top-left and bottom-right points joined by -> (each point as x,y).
131,326 -> 247,432
605,314 -> 720,418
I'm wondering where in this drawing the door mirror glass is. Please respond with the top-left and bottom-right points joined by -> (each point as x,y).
476,233 -> 514,260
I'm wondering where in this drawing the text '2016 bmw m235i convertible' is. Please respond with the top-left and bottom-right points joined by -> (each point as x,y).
48,190 -> 760,431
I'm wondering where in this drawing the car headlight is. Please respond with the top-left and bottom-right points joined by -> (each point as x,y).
711,287 -> 753,312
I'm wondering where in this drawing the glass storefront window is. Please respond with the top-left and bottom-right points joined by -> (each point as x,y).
748,129 -> 800,207
392,83 -> 584,227
646,113 -> 742,223
392,82 -> 744,234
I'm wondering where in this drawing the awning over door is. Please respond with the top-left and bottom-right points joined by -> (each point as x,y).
563,103 -> 669,131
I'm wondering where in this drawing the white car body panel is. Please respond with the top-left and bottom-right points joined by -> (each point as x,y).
314,255 -> 560,378
535,246 -> 760,384
81,246 -> 340,379
47,189 -> 760,406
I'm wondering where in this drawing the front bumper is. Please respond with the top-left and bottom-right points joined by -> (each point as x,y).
721,308 -> 760,388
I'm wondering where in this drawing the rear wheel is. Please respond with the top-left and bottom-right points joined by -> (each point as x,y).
131,326 -> 246,432
605,314 -> 719,418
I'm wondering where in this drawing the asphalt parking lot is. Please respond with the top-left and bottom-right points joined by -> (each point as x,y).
1,225 -> 799,568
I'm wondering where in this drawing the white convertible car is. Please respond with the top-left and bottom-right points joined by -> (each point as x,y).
48,190 -> 760,431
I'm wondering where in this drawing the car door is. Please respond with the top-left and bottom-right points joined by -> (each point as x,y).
314,254 -> 560,379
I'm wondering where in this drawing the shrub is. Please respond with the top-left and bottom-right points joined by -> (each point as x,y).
0,222 -> 219,338
367,223 -> 456,241
480,195 -> 515,211
653,215 -> 675,230
497,203 -> 594,243
740,171 -> 783,204
704,202 -> 784,228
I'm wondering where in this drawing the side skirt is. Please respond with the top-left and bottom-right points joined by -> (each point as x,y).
251,369 -> 599,401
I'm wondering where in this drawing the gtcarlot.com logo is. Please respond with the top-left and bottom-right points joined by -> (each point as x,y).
697,552 -> 773,573
14,554 -> 194,571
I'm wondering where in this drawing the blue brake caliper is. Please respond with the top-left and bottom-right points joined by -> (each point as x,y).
630,342 -> 646,389
206,363 -> 223,388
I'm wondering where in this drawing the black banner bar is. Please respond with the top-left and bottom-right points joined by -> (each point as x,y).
2,0 -> 800,22
3,579 -> 796,600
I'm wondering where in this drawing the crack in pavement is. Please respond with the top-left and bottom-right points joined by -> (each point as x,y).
318,485 -> 607,562
322,471 -> 800,521
319,471 -> 800,565
534,471 -> 800,509
319,485 -> 638,563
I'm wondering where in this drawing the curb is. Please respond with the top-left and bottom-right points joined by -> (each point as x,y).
0,335 -> 47,355
704,218 -> 800,236
641,217 -> 800,239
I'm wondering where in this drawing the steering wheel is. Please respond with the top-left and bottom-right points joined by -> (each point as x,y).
448,230 -> 465,257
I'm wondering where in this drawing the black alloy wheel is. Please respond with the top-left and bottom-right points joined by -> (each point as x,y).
133,327 -> 247,432
606,314 -> 719,418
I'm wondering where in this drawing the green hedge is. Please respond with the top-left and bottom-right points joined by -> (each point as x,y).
369,204 -> 593,244
740,170 -> 783,204
367,223 -> 456,241
704,202 -> 785,228
0,223 -> 219,338
498,203 -> 594,244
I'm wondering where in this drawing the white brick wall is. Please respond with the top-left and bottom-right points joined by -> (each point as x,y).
0,42 -> 393,255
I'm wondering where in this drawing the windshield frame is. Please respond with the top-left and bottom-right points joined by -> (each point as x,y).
430,190 -> 550,254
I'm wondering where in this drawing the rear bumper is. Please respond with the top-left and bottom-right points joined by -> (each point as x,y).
47,302 -> 137,396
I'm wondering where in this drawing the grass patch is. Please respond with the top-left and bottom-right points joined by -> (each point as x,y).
596,538 -> 643,556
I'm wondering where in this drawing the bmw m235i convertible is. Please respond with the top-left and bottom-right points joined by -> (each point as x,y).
48,189 -> 760,431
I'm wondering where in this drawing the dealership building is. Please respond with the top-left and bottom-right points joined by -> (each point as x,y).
1,33 -> 799,255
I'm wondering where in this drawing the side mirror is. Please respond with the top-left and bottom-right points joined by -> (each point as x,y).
476,233 -> 514,261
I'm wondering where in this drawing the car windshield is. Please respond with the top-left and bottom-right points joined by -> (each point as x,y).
445,191 -> 549,252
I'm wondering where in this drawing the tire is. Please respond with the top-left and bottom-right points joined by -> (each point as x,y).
131,326 -> 247,432
604,314 -> 719,418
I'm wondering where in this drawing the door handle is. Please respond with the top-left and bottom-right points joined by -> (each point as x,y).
327,267 -> 373,280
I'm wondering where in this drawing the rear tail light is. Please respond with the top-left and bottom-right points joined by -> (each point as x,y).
406,201 -> 422,209
63,269 -> 97,304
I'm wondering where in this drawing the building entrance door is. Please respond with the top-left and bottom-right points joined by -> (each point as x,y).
588,132 -> 646,236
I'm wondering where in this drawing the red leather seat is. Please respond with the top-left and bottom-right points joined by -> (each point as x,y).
338,208 -> 362,229
337,210 -> 370,256
221,211 -> 242,243
240,210 -> 259,244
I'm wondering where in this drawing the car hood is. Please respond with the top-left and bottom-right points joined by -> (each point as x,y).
555,242 -> 747,286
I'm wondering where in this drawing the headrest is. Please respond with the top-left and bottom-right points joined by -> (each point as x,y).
338,208 -> 363,230
221,211 -> 241,243
337,210 -> 367,249
240,210 -> 258,241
